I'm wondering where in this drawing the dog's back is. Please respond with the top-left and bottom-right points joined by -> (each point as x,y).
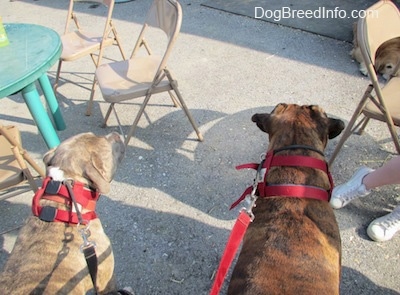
229,198 -> 340,294
0,217 -> 114,294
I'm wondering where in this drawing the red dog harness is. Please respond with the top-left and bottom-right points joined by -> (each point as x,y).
230,147 -> 333,209
210,145 -> 334,295
31,177 -> 102,292
32,177 -> 100,224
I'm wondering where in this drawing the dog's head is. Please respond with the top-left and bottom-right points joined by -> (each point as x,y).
251,103 -> 344,152
375,37 -> 400,80
43,132 -> 125,194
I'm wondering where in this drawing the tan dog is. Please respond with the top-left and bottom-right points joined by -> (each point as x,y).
0,132 -> 126,294
374,37 -> 400,80
228,104 -> 344,295
351,22 -> 400,79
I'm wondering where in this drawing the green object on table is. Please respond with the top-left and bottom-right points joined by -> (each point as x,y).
0,17 -> 9,47
0,23 -> 66,149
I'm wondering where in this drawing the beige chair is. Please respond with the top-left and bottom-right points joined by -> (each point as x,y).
53,0 -> 126,116
0,125 -> 45,200
95,0 -> 203,145
329,0 -> 400,166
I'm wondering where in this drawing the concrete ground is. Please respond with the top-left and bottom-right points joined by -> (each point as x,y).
1,0 -> 399,294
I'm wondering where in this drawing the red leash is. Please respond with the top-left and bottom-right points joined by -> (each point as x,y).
209,160 -> 261,295
209,210 -> 252,295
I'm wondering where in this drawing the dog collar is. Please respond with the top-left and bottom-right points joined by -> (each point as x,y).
32,177 -> 100,224
231,147 -> 333,209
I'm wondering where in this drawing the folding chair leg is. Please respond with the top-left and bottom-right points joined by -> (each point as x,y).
355,117 -> 370,135
125,93 -> 153,145
102,103 -> 114,127
329,85 -> 373,166
167,90 -> 180,107
164,69 -> 203,142
86,78 -> 98,116
329,125 -> 354,167
11,146 -> 38,192
172,88 -> 203,142
111,24 -> 126,60
53,60 -> 63,93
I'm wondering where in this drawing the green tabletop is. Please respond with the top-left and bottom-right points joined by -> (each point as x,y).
0,23 -> 66,149
0,23 -> 62,97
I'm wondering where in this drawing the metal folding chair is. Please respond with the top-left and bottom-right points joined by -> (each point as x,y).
329,0 -> 400,165
53,0 -> 126,116
95,0 -> 203,145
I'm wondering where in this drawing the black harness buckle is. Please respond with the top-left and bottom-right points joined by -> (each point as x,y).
39,206 -> 57,222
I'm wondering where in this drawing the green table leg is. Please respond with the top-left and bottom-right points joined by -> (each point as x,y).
21,82 -> 60,149
38,74 -> 66,131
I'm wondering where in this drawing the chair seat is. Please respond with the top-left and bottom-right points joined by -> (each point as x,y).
96,55 -> 173,103
0,126 -> 25,191
61,30 -> 115,61
363,77 -> 400,125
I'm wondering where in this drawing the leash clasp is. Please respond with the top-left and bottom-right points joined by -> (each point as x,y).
241,194 -> 257,221
241,160 -> 262,221
78,221 -> 96,252
239,154 -> 265,221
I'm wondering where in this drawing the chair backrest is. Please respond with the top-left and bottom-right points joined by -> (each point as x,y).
65,0 -> 115,37
146,0 -> 181,39
131,0 -> 182,77
358,0 -> 400,69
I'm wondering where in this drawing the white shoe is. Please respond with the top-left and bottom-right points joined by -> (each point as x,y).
330,167 -> 374,209
367,206 -> 400,242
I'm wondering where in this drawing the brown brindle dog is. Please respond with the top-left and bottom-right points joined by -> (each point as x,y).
228,103 -> 344,295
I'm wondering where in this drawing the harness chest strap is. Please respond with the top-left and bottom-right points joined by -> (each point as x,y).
32,177 -> 100,224
230,152 -> 333,209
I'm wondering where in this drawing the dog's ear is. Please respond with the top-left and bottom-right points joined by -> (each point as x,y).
43,148 -> 56,166
251,113 -> 271,134
85,153 -> 114,194
328,118 -> 345,139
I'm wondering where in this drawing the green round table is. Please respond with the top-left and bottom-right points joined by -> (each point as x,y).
0,23 -> 66,149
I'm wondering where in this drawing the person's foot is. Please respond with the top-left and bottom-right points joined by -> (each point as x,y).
367,205 -> 400,242
330,167 -> 374,209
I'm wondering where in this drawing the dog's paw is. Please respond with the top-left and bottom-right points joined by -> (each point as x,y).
359,63 -> 368,76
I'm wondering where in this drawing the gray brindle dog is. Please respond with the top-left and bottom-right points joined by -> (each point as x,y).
0,132 -> 127,294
